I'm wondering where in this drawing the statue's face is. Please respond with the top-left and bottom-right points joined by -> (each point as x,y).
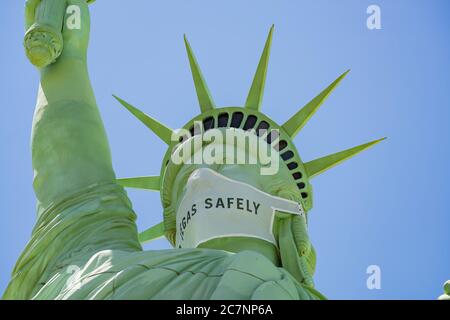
160,127 -> 309,257
167,128 -> 304,251
170,128 -> 303,208
171,163 -> 304,263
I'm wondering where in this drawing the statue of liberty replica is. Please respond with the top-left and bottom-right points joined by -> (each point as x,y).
3,0 -> 393,300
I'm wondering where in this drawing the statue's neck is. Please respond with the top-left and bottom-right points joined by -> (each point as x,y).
198,236 -> 281,266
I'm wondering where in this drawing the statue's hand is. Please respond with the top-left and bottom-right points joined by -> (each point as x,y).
25,0 -> 92,68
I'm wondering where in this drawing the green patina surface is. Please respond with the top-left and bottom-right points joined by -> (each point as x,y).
6,0 -> 433,301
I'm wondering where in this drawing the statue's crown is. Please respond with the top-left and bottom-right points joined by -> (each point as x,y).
113,26 -> 385,245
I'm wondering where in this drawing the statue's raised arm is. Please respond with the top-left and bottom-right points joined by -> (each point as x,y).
3,0 -> 141,299
26,0 -> 110,205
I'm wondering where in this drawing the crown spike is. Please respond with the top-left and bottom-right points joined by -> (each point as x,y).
282,70 -> 350,138
184,35 -> 216,113
117,176 -> 160,191
139,222 -> 165,244
113,95 -> 174,145
245,25 -> 274,111
304,137 -> 386,178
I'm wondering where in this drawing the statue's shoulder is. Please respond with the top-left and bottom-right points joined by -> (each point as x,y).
32,248 -> 321,300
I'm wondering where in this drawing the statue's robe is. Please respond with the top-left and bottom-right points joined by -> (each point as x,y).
4,182 -> 321,299
3,91 -> 323,300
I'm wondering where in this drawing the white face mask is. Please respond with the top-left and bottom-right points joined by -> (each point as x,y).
176,168 -> 304,248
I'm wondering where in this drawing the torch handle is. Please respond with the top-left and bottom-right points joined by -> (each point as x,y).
24,0 -> 94,68
24,0 -> 67,68
33,0 -> 67,32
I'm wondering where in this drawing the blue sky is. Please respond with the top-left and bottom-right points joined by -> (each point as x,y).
1,0 -> 449,299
